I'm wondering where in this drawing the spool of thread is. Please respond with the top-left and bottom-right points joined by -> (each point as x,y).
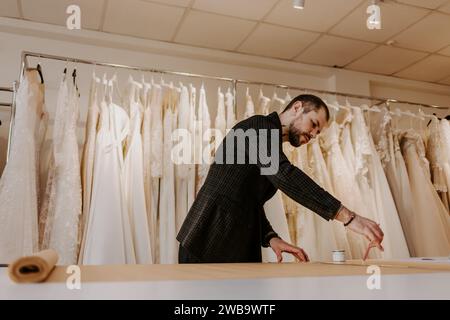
332,250 -> 345,263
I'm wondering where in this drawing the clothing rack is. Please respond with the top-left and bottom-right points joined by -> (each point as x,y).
20,51 -> 449,111
0,86 -> 14,107
8,51 -> 450,160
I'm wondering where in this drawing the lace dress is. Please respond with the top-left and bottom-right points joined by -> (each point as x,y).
0,69 -> 44,263
39,76 -> 82,265
353,108 -> 409,259
322,121 -> 366,259
427,117 -> 449,211
400,131 -> 450,256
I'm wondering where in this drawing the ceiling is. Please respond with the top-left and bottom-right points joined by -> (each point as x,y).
2,0 -> 450,85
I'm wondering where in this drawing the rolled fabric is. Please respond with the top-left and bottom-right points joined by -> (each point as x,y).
8,250 -> 58,283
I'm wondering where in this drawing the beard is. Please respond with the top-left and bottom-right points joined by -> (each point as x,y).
288,123 -> 310,147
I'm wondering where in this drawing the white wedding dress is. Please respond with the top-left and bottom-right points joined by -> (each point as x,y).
322,121 -> 366,259
400,131 -> 450,256
40,75 -> 82,265
81,95 -> 135,265
244,89 -> 255,119
427,117 -> 449,211
123,89 -> 152,264
79,73 -> 100,263
0,69 -> 44,263
159,88 -> 178,264
353,108 -> 409,259
175,85 -> 191,232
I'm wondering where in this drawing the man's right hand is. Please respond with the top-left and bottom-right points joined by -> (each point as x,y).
335,206 -> 384,252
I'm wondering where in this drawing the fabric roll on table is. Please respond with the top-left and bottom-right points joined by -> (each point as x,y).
8,249 -> 58,283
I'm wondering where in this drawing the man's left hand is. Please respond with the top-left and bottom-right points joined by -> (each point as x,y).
269,237 -> 310,263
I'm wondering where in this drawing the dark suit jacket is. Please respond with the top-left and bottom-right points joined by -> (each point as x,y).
177,112 -> 342,263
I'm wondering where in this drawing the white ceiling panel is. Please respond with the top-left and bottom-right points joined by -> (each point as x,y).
142,0 -> 192,7
104,0 -> 185,41
396,0 -> 448,9
21,0 -> 105,30
238,23 -> 320,60
295,35 -> 377,67
393,12 -> 450,52
0,0 -> 20,18
330,1 -> 428,43
347,45 -> 427,75
395,54 -> 450,82
175,10 -> 256,51
265,0 -> 363,33
193,0 -> 277,20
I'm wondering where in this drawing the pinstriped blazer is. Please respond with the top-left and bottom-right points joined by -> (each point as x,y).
177,112 -> 342,263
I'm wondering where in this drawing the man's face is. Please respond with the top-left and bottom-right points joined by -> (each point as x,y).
288,103 -> 328,147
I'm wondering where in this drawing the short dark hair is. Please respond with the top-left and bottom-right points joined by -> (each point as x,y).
281,94 -> 330,121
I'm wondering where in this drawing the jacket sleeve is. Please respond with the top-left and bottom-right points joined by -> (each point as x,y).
259,206 -> 279,248
251,117 -> 342,221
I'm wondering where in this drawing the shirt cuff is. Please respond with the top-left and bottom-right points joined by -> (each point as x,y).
262,231 -> 280,248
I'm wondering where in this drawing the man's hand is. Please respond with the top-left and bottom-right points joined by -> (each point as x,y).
335,206 -> 384,252
269,237 -> 309,263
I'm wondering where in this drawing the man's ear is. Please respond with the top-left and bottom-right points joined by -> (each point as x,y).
293,101 -> 303,113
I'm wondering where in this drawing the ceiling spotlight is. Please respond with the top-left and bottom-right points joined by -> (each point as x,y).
293,0 -> 305,10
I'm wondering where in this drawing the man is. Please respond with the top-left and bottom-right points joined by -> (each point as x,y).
177,94 -> 384,263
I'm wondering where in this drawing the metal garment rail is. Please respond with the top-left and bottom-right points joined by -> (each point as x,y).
0,83 -> 17,161
21,51 -> 449,111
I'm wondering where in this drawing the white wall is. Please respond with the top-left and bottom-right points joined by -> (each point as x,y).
0,17 -> 449,172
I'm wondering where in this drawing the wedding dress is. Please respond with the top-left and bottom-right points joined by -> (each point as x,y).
81,89 -> 135,264
353,108 -> 409,259
123,83 -> 152,264
243,88 -> 255,119
427,117 -> 449,211
159,88 -> 178,264
175,85 -> 191,232
40,75 -> 82,265
322,121 -> 365,259
196,85 -> 212,192
149,84 -> 163,263
0,69 -> 44,263
258,89 -> 271,116
400,130 -> 450,256
225,87 -> 236,130
142,82 -> 157,262
79,73 -> 100,263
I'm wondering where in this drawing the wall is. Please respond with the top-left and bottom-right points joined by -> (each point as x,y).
0,17 -> 449,172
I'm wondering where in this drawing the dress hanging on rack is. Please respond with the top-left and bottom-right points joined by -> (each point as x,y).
322,121 -> 366,259
196,85 -> 212,192
258,89 -> 271,116
354,108 -> 409,259
81,85 -> 135,265
399,130 -> 450,256
159,87 -> 178,264
78,73 -> 100,263
175,85 -> 192,233
123,80 -> 152,264
225,88 -> 236,130
142,82 -> 156,262
40,72 -> 82,265
244,89 -> 255,119
427,117 -> 449,211
0,69 -> 44,263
